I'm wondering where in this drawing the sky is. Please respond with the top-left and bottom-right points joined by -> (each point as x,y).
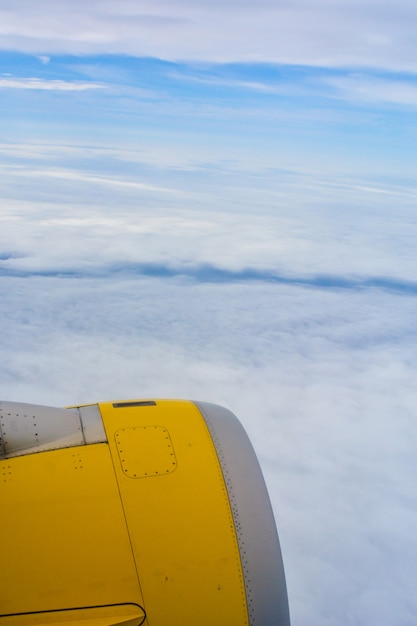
1,1 -> 417,624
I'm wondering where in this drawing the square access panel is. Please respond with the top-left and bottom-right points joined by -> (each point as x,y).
115,426 -> 177,478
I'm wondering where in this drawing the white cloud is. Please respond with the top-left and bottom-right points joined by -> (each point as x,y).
324,73 -> 417,106
0,0 -> 415,71
8,164 -> 183,193
0,144 -> 416,282
0,76 -> 105,90
169,67 -> 417,108
168,71 -> 297,95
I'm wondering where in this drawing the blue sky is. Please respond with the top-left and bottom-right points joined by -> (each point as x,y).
1,1 -> 417,624
2,52 -> 416,173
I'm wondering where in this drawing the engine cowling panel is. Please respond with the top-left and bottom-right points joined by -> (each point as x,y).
0,399 -> 290,626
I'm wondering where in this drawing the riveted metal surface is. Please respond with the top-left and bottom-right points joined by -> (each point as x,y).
115,426 -> 177,478
0,402 -> 108,459
0,401 -> 83,458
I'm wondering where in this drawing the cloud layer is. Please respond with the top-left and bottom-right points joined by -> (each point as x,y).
0,0 -> 416,70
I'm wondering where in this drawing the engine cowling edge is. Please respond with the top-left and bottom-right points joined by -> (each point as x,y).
195,401 -> 290,626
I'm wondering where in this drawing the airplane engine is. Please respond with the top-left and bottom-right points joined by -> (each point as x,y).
0,399 -> 290,626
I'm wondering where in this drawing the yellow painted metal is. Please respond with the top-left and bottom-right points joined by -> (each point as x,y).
99,399 -> 249,626
0,604 -> 145,625
1,399 -> 250,625
114,425 -> 177,478
0,444 -> 144,617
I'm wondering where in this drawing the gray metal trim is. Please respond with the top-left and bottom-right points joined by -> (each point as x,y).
0,401 -> 108,459
78,404 -> 107,444
0,401 -> 83,459
194,401 -> 290,626
0,418 -> 5,458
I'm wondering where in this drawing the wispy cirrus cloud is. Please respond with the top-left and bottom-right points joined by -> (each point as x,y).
169,66 -> 417,108
0,76 -> 105,90
323,73 -> 417,106
168,71 -> 294,95
6,164 -> 182,194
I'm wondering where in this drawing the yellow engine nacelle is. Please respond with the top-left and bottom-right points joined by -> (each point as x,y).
0,399 -> 290,626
